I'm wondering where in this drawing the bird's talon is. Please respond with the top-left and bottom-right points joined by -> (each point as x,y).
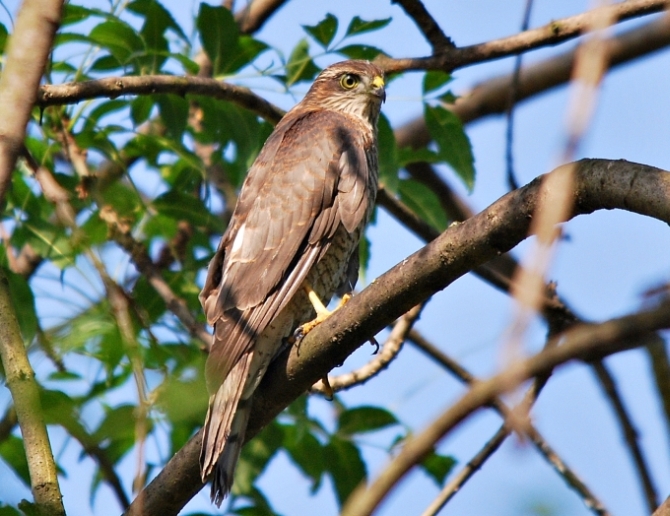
369,336 -> 380,354
322,375 -> 334,400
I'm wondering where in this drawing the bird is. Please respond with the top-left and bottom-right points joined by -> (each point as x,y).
198,59 -> 385,505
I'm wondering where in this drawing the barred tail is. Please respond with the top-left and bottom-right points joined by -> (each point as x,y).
200,352 -> 253,506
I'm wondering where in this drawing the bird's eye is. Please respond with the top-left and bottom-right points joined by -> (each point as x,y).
339,73 -> 360,90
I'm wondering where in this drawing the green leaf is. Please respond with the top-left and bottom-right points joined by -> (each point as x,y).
0,23 -> 8,55
40,389 -> 79,429
424,104 -> 476,190
345,16 -> 391,36
83,99 -> 129,132
98,182 -> 142,220
155,94 -> 189,140
90,54 -> 123,72
324,436 -> 367,506
61,5 -> 110,26
234,421 -> 284,495
337,44 -> 385,61
130,95 -> 155,126
3,268 -> 38,342
128,0 -> 188,43
303,13 -> 338,48
94,404 -> 149,458
337,406 -> 398,436
0,435 -> 30,486
421,450 -> 457,485
167,52 -> 201,75
197,4 -> 239,76
226,36 -> 268,73
195,97 -> 273,185
157,369 -> 208,427
89,20 -> 145,65
398,178 -> 448,231
423,71 -> 452,94
377,114 -> 399,193
153,190 -> 218,229
285,39 -> 320,86
397,146 -> 440,167
282,424 -> 325,491
13,219 -> 74,269
0,504 -> 23,516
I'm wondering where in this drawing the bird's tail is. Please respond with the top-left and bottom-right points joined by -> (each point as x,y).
200,352 -> 253,506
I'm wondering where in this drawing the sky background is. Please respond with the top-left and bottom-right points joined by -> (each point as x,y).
1,1 -> 670,515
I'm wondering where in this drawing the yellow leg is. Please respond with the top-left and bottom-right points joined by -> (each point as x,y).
321,375 -> 334,400
298,282 -> 351,336
298,282 -> 351,400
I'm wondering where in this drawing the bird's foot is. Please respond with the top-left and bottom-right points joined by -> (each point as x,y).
297,286 -> 351,339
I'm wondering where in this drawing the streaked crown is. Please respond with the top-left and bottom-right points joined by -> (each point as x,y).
301,60 -> 386,126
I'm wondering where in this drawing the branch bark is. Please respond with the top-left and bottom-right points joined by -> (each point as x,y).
0,269 -> 65,516
0,0 -> 62,207
38,75 -> 284,124
0,0 -> 65,513
377,0 -> 668,73
126,158 -> 670,516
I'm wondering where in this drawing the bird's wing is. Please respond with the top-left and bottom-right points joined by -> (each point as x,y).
200,108 -> 373,389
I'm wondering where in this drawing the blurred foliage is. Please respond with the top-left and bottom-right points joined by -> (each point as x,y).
0,3 -> 474,514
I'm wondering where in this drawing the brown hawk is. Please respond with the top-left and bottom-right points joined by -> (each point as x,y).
199,60 -> 385,505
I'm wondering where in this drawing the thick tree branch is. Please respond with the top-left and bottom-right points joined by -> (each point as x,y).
0,269 -> 65,516
0,0 -> 65,513
343,305 -> 669,516
126,159 -> 670,516
0,0 -> 62,208
377,0 -> 668,73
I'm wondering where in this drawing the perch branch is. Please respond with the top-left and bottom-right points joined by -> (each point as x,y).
126,159 -> 670,515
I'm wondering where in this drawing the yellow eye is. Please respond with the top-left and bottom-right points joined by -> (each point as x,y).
339,73 -> 360,90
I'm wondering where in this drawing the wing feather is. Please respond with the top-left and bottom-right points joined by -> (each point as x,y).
200,108 -> 374,392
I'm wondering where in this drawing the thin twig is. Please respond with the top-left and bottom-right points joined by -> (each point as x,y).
410,330 -> 610,516
592,360 -> 659,512
394,13 -> 670,149
420,425 -> 507,516
391,0 -> 454,50
311,303 -> 424,395
502,0 -> 615,432
39,75 -> 284,124
101,207 -> 211,347
645,339 -> 670,448
235,0 -> 289,34
505,0 -> 534,191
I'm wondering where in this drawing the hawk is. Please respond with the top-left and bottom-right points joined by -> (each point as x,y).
199,60 -> 386,505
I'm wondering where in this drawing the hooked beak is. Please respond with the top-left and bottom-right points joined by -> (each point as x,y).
371,75 -> 386,103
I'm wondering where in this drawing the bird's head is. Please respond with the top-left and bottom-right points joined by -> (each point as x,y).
301,60 -> 386,126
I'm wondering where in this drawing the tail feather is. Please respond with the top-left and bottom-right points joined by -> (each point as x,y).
211,399 -> 251,505
200,351 -> 253,505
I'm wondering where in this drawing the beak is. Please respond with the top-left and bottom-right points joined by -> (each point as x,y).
371,75 -> 386,103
